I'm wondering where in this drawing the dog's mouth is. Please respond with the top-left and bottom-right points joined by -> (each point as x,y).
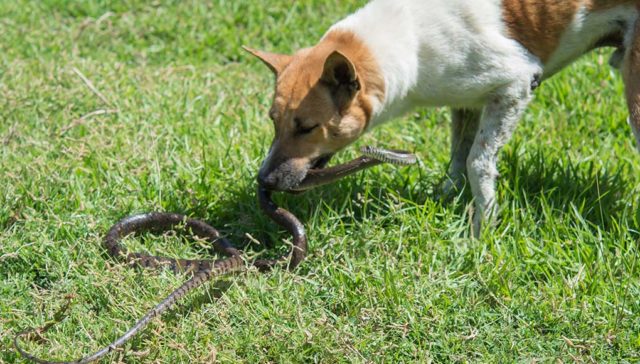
309,154 -> 333,171
283,154 -> 334,194
263,147 -> 416,193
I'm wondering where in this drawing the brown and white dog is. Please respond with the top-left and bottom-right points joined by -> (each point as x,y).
246,0 -> 640,235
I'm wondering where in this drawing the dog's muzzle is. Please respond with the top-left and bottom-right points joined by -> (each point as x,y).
257,154 -> 333,191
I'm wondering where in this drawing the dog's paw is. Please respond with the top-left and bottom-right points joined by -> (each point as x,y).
471,202 -> 500,238
436,177 -> 465,202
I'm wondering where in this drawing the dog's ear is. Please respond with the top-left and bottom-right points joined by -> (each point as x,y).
321,51 -> 360,110
243,46 -> 291,75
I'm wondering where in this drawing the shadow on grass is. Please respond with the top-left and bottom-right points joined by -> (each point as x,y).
500,145 -> 638,232
160,144 -> 638,257
293,153 -> 630,234
116,145 -> 638,323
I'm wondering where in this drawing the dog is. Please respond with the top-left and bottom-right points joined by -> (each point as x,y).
246,0 -> 640,235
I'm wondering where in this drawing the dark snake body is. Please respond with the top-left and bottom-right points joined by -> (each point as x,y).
14,146 -> 414,364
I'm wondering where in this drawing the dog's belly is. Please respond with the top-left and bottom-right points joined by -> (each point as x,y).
406,3 -> 638,108
543,3 -> 638,77
409,35 -> 542,109
390,0 -> 544,110
411,69 -> 513,108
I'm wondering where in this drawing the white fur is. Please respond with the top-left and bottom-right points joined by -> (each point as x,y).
326,0 -> 639,236
544,4 -> 638,77
330,0 -> 541,126
466,79 -> 533,233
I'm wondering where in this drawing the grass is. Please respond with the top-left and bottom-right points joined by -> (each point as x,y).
1,0 -> 639,362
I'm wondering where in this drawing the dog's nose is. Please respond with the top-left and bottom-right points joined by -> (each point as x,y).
257,170 -> 278,190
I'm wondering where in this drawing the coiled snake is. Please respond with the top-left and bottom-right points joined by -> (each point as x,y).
14,146 -> 416,364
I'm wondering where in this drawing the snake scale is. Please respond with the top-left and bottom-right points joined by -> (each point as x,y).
14,146 -> 416,364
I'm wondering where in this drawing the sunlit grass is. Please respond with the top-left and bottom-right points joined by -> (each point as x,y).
1,1 -> 639,362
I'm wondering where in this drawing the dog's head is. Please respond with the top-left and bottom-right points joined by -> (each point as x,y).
246,31 -> 383,191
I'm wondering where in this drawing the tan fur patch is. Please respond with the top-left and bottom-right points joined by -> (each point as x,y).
502,0 -> 582,62
502,0 -> 637,62
267,29 -> 385,161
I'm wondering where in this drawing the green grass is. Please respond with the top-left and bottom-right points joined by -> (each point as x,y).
1,1 -> 639,362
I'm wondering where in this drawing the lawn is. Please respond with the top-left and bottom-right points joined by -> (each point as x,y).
1,0 -> 639,362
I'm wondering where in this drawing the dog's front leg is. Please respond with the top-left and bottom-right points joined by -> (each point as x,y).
623,13 -> 640,153
441,108 -> 481,196
467,81 -> 532,236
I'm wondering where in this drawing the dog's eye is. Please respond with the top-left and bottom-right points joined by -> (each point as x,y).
294,117 -> 318,135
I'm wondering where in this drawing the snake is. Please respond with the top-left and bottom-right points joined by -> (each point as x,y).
14,146 -> 416,364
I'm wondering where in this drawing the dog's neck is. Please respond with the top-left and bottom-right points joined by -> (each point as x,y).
328,2 -> 420,128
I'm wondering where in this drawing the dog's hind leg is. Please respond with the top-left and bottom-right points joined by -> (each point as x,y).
442,108 -> 481,196
623,12 -> 640,152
